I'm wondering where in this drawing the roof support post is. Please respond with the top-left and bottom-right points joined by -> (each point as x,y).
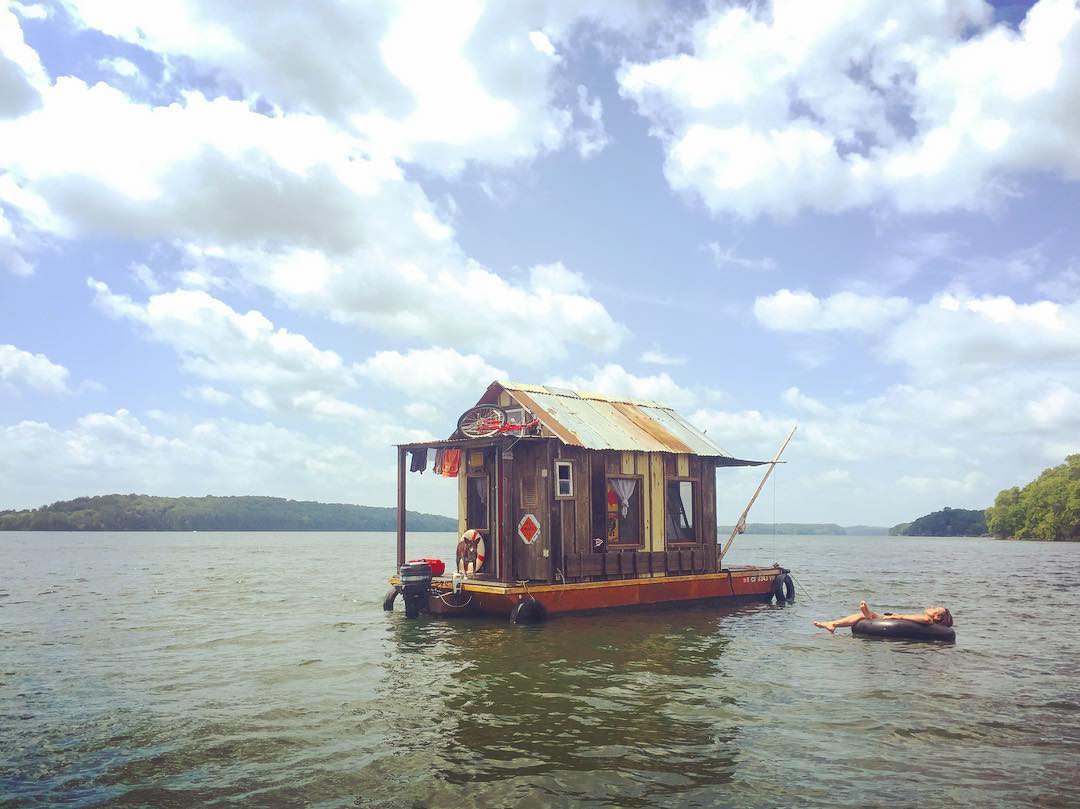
397,445 -> 407,568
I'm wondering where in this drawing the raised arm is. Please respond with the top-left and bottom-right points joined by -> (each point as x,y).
885,612 -> 933,623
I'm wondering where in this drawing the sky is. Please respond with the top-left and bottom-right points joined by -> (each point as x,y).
1,0 -> 1079,526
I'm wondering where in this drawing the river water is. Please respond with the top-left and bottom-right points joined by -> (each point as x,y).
1,531 -> 1078,808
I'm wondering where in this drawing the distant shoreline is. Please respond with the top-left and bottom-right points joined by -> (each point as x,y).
0,494 -> 457,533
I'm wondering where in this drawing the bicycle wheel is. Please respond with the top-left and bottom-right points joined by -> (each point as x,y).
457,405 -> 507,438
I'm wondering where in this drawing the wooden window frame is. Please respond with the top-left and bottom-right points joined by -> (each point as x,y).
554,460 -> 574,499
605,473 -> 645,549
664,477 -> 701,545
466,473 -> 490,531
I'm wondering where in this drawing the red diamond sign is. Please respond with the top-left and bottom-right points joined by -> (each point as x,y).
518,513 -> 541,545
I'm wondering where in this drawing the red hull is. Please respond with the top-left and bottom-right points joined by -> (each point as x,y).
394,566 -> 785,619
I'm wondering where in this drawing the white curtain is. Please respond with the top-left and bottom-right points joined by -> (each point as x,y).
612,479 -> 636,517
472,477 -> 487,507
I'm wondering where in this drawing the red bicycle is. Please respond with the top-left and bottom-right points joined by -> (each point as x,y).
456,406 -> 538,438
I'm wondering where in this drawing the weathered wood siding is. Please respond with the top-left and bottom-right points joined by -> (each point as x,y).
457,467 -> 467,537
552,449 -> 721,581
554,445 -> 591,560
510,440 -> 552,581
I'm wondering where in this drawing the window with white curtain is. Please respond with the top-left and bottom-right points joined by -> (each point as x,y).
606,477 -> 642,545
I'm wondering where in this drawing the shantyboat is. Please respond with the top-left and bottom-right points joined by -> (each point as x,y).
384,381 -> 795,622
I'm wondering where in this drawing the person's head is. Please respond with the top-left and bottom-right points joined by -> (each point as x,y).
927,606 -> 953,627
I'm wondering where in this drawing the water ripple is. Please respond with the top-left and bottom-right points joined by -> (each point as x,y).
1,531 -> 1079,808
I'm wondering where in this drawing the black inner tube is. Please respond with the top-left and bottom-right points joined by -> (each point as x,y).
852,618 -> 955,642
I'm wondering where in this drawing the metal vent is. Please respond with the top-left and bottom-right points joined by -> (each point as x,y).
521,476 -> 538,510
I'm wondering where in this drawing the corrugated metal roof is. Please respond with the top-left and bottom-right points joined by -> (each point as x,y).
498,381 -> 737,458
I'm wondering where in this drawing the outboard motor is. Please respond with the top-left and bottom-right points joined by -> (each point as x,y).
398,561 -> 433,619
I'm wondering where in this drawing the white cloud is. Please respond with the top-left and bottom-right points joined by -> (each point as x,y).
754,289 -> 910,332
640,348 -> 686,366
10,3 -> 50,21
0,410 -> 429,511
86,280 -> 441,442
1037,264 -> 1080,301
813,468 -> 852,486
573,84 -> 610,158
96,56 -> 140,80
550,364 -> 699,410
56,0 -> 647,176
88,280 -> 349,391
0,207 -> 33,275
896,471 -> 987,497
128,261 -> 160,291
404,401 -> 440,422
883,292 -> 1080,381
0,5 -> 47,118
357,347 -> 506,397
186,385 -> 231,406
781,387 -> 827,415
704,242 -> 776,272
529,30 -> 556,57
619,0 -> 1080,217
0,63 -> 626,358
0,344 -> 70,393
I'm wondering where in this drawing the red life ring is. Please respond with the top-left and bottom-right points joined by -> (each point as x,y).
457,529 -> 486,574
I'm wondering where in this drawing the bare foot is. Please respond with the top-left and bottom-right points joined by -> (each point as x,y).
859,601 -> 874,619
813,621 -> 835,633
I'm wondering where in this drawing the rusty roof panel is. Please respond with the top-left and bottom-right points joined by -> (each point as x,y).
524,391 -> 614,449
611,402 -> 694,454
636,405 -> 733,457
505,388 -> 583,447
492,381 -> 734,456
571,396 -> 671,452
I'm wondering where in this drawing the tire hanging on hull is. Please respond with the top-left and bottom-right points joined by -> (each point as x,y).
510,598 -> 547,624
772,573 -> 795,603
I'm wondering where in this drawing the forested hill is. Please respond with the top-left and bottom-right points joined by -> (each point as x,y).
889,507 -> 988,537
0,494 -> 457,532
986,454 -> 1080,541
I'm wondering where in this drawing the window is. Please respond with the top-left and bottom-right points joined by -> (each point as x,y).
555,461 -> 574,498
606,477 -> 642,546
665,480 -> 697,542
466,475 -> 489,530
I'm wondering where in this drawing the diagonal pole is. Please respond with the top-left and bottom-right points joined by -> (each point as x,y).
720,426 -> 797,562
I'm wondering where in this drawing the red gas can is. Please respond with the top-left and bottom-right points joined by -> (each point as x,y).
408,557 -> 446,577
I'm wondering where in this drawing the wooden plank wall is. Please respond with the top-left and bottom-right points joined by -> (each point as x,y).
511,440 -> 552,581
562,548 -> 710,579
702,459 -> 718,572
648,453 -> 665,554
551,450 -> 721,581
457,466 -> 467,537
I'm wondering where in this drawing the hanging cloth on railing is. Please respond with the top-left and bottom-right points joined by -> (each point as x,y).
612,479 -> 636,517
409,448 -> 427,473
442,448 -> 462,477
432,448 -> 445,476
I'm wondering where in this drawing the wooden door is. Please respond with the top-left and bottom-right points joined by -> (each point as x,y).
511,441 -> 551,581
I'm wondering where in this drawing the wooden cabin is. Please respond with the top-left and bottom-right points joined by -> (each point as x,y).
395,381 -> 770,587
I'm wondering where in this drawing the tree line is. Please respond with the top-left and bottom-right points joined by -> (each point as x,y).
985,454 -> 1080,541
889,507 -> 987,537
0,494 -> 457,532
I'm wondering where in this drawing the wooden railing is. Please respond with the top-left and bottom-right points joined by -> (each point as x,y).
561,548 -> 714,581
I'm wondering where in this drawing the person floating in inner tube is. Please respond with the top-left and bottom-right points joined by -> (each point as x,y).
456,529 -> 486,577
813,601 -> 953,634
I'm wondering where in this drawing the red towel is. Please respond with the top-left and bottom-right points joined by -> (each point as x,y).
442,448 -> 461,477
